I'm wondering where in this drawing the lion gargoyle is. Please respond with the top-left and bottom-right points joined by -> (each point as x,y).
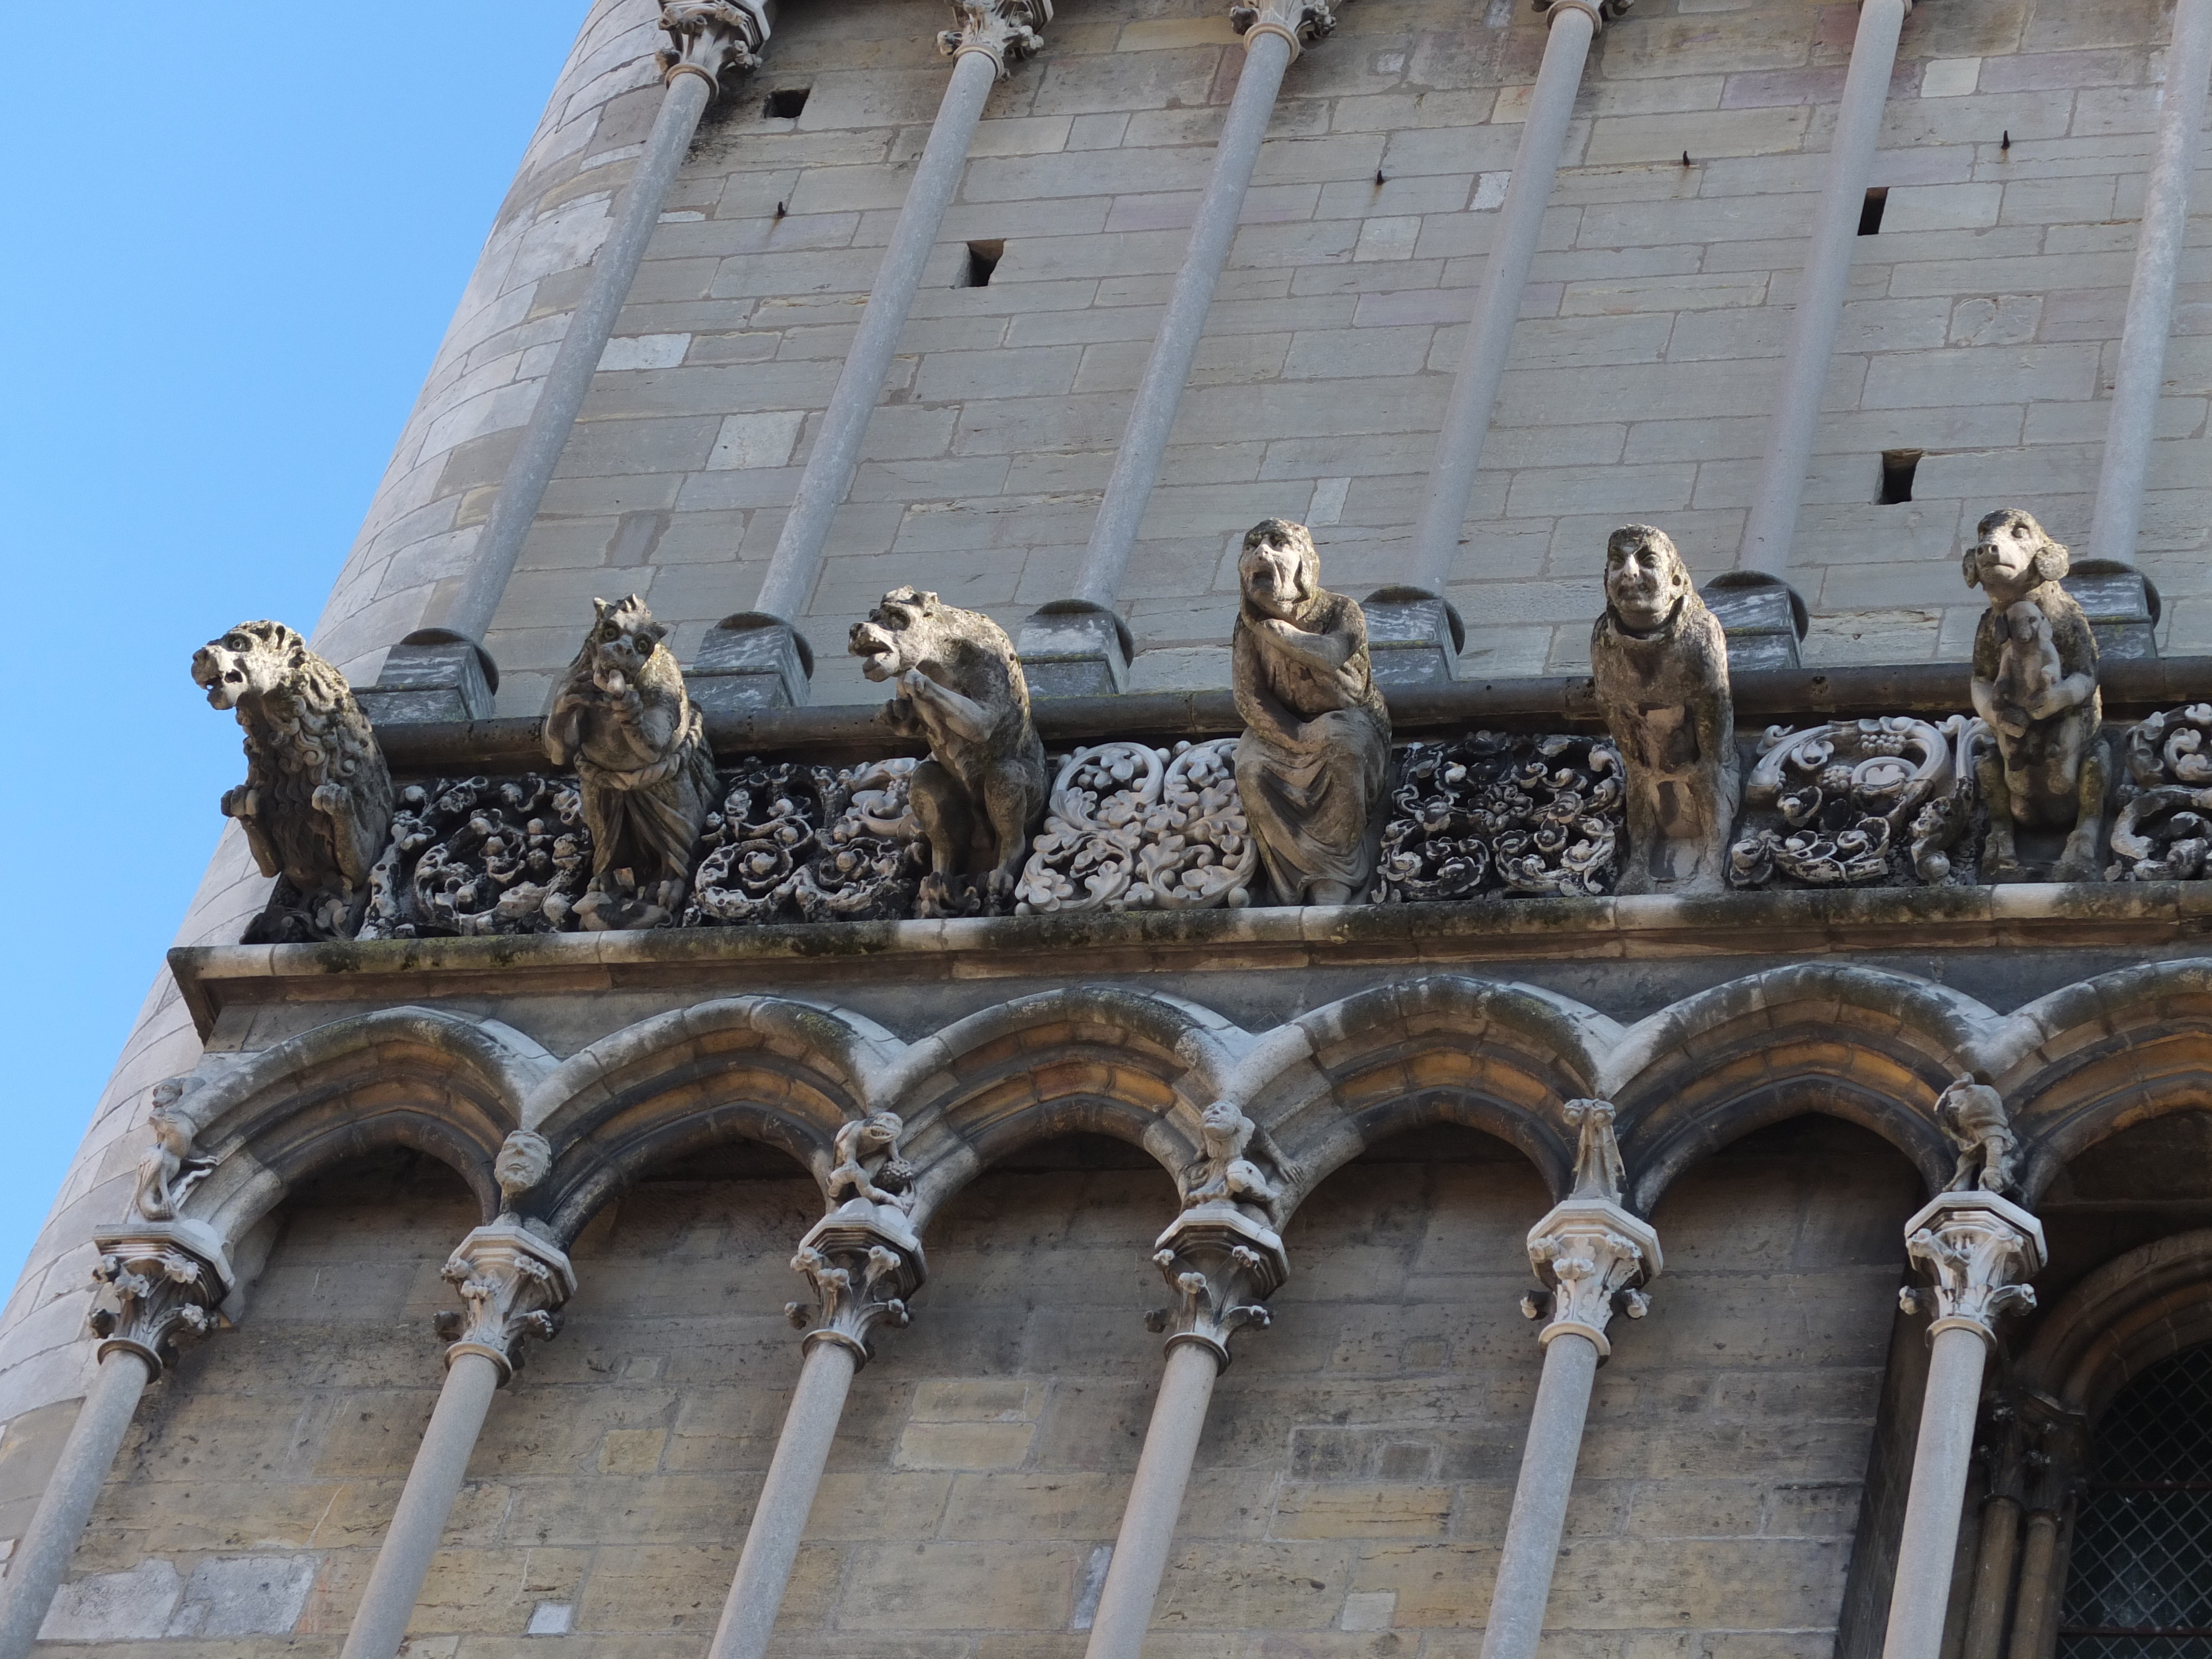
1590,526 -> 1739,895
544,596 -> 721,930
1964,508 -> 2108,882
192,620 -> 396,941
849,588 -> 1047,916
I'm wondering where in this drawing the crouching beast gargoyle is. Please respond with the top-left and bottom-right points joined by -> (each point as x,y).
544,596 -> 720,930
1590,526 -> 1739,894
849,588 -> 1046,916
192,620 -> 395,940
1964,508 -> 2107,881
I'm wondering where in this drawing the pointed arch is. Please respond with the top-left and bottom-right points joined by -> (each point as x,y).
2018,1229 -> 2212,1419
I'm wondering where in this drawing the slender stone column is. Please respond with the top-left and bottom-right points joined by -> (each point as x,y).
338,1219 -> 574,1659
372,2 -> 766,721
705,1201 -> 925,1659
1881,1192 -> 2046,1659
1961,1404 -> 2026,1659
0,1226 -> 228,1659
1481,1099 -> 1660,1659
2006,1408 -> 2085,1659
719,0 -> 1050,709
1730,0 -> 1910,660
1019,0 -> 1338,696
1080,1200 -> 1287,1659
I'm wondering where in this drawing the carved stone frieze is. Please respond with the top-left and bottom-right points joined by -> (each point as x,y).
432,1219 -> 576,1381
2109,702 -> 2212,880
1899,1190 -> 2045,1347
193,620 -> 396,943
88,1223 -> 232,1376
1144,1202 -> 1289,1368
1378,733 -> 1624,901
937,0 -> 1051,70
1519,1099 -> 1660,1358
1016,739 -> 1258,914
786,1203 -> 927,1365
360,774 -> 592,938
656,0 -> 768,91
1728,716 -> 1985,888
685,758 -> 926,925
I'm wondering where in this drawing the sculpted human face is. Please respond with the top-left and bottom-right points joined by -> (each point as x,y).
1605,534 -> 1686,633
849,591 -> 933,682
1239,526 -> 1311,623
1969,516 -> 2043,603
494,1131 -> 554,1202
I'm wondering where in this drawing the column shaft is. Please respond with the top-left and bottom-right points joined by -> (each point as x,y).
338,1352 -> 504,1659
446,70 -> 716,643
1407,2 -> 1596,594
0,1350 -> 152,1659
1882,1326 -> 1992,1659
1478,1329 -> 1602,1659
1080,1341 -> 1222,1659
1960,1495 -> 2022,1659
1737,0 -> 1908,578
707,1341 -> 859,1659
2088,0 -> 2212,570
2005,1509 -> 2064,1659
1071,28 -> 1297,608
751,49 -> 1000,625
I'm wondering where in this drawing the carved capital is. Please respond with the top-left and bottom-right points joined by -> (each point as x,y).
1144,1201 -> 1289,1369
786,1202 -> 927,1365
1536,0 -> 1631,28
1899,1191 -> 2045,1349
658,0 -> 769,95
433,1220 -> 576,1383
88,1223 -> 233,1377
1228,0 -> 1336,60
1522,1196 -> 1661,1360
938,0 -> 1051,76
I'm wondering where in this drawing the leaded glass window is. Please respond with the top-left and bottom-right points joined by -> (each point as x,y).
2059,1345 -> 2212,1659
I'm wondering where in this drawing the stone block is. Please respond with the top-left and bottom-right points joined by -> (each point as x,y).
1016,602 -> 1132,696
1701,573 -> 1806,671
358,632 -> 500,725
2062,560 -> 2161,660
687,613 -> 815,711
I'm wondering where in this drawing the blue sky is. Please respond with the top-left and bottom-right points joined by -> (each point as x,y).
0,7 -> 593,1288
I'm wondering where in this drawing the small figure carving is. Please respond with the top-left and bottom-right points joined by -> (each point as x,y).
826,1110 -> 916,1214
849,588 -> 1048,916
1590,526 -> 1739,895
1562,1097 -> 1627,1206
1963,509 -> 2108,882
192,620 -> 395,940
543,596 -> 720,930
493,1130 -> 555,1215
1182,1099 -> 1280,1222
1936,1073 -> 2019,1196
1231,519 -> 1392,905
133,1079 -> 216,1223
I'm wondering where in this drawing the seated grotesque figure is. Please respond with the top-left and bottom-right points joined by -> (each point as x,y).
192,619 -> 395,940
1589,525 -> 1738,895
1182,1098 -> 1281,1223
1964,508 -> 2106,882
849,587 -> 1047,916
1231,519 -> 1392,906
544,596 -> 719,930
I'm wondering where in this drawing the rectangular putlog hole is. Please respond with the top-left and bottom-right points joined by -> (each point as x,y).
1859,186 -> 1889,234
1879,449 -> 1922,504
960,240 -> 1005,288
763,86 -> 809,119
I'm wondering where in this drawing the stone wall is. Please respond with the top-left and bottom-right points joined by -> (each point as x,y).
30,1119 -> 1917,1653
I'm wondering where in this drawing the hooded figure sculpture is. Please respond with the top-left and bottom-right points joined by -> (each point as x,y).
1231,518 -> 1392,905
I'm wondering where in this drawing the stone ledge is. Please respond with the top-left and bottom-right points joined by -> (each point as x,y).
169,882 -> 2212,1038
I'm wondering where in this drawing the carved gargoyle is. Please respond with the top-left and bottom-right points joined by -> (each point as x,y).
543,596 -> 720,930
1964,509 -> 2108,882
1935,1073 -> 2018,1195
192,620 -> 396,941
849,588 -> 1048,916
1562,1097 -> 1627,1206
134,1078 -> 217,1223
1232,519 -> 1392,906
1589,526 -> 1739,895
826,1110 -> 916,1214
1182,1098 -> 1281,1223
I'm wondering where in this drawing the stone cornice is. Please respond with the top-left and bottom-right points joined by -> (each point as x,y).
171,882 -> 2212,1037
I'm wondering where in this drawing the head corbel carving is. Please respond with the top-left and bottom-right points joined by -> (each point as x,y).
1238,518 -> 1322,625
1964,508 -> 2070,609
494,1130 -> 555,1216
1603,524 -> 1692,635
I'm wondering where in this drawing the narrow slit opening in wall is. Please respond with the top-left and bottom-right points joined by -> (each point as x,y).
1879,450 -> 1922,504
1859,187 -> 1888,234
961,240 -> 1005,288
764,86 -> 808,119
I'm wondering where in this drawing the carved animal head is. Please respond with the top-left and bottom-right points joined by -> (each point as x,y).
494,1130 -> 555,1209
1965,508 -> 2069,605
849,588 -> 945,683
192,620 -> 313,710
851,1110 -> 905,1160
1603,525 -> 1692,634
576,596 -> 667,695
1238,519 -> 1321,624
2002,600 -> 2050,646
